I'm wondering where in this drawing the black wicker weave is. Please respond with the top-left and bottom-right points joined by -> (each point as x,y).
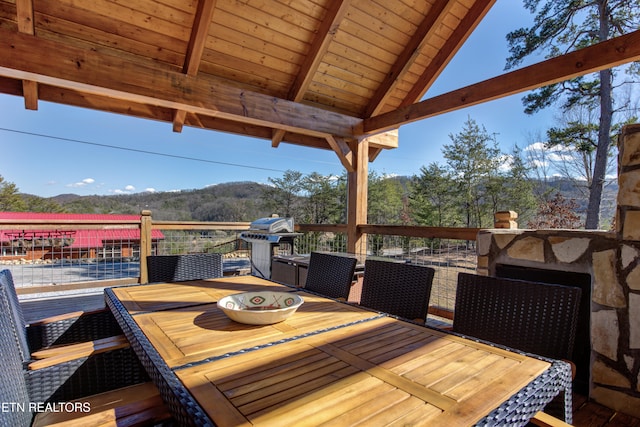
453,273 -> 582,362
0,270 -> 123,359
147,253 -> 223,283
0,282 -> 33,427
303,252 -> 357,300
359,260 -> 435,322
476,357 -> 573,425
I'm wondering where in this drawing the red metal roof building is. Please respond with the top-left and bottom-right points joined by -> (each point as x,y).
0,212 -> 164,261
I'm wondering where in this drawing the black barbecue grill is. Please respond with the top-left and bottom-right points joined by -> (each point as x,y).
240,217 -> 301,278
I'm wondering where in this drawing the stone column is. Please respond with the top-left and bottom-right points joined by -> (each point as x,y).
591,124 -> 640,418
617,124 -> 640,240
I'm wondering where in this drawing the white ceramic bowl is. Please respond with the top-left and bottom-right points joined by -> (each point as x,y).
217,291 -> 304,325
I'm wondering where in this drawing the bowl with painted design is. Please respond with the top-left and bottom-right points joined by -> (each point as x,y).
217,291 -> 304,325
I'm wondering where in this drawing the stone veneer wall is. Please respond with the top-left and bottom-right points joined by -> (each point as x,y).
475,124 -> 640,419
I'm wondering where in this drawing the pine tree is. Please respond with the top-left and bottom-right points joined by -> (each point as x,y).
506,0 -> 640,228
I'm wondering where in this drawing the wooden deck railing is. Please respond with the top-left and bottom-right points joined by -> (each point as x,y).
1,211 -> 481,302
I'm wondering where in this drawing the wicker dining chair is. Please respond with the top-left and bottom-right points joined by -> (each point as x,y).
147,253 -> 223,282
0,269 -> 123,358
303,252 -> 357,300
452,273 -> 582,425
0,270 -> 151,405
0,285 -> 172,426
359,260 -> 435,322
453,273 -> 581,362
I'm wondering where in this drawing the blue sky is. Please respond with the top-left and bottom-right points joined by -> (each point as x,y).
0,0 -> 554,198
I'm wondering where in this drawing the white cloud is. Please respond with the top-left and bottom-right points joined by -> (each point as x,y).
524,142 -> 547,151
109,184 -> 136,194
144,188 -> 156,193
66,177 -> 95,188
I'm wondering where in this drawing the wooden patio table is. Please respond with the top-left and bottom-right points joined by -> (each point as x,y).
105,275 -> 573,426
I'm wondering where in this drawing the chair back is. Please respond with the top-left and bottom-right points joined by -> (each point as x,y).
0,274 -> 33,426
304,252 -> 357,300
453,273 -> 582,360
147,253 -> 223,282
360,260 -> 435,321
0,269 -> 30,362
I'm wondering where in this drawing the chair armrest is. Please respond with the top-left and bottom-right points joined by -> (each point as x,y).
26,308 -> 123,350
530,411 -> 573,427
32,382 -> 172,427
25,346 -> 150,403
28,335 -> 129,370
27,307 -> 108,326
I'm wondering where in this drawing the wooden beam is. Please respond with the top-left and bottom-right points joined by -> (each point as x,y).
347,138 -> 369,254
326,135 -> 354,172
173,0 -> 216,133
0,29 -> 362,139
16,0 -> 38,110
358,224 -> 480,241
21,79 -> 38,110
183,0 -> 216,75
363,0 -> 452,117
172,109 -> 188,133
271,1 -> 351,148
271,129 -> 285,148
368,146 -> 383,162
364,30 -> 640,134
401,0 -> 496,106
287,0 -> 350,101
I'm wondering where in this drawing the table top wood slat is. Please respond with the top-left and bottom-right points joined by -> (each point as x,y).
111,277 -> 294,314
107,275 -> 570,427
175,313 -> 549,426
129,286 -> 380,367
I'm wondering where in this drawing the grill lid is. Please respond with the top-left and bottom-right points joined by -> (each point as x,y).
248,217 -> 294,233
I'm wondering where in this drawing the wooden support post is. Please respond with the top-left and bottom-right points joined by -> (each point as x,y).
347,138 -> 369,254
494,211 -> 518,229
139,210 -> 153,284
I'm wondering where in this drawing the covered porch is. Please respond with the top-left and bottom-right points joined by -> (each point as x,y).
1,0 -> 640,423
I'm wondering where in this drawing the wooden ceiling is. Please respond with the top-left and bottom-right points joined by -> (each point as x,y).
1,0 -> 639,166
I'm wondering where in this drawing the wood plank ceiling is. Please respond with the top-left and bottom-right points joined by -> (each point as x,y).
0,0 -> 639,165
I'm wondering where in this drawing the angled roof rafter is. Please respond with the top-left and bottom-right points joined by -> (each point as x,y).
363,0 -> 452,118
272,0 -> 351,149
401,0 -> 496,107
364,29 -> 640,134
15,0 -> 37,111
173,0 -> 217,133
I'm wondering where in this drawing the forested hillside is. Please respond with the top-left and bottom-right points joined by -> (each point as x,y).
51,182 -> 272,221
38,177 -> 617,227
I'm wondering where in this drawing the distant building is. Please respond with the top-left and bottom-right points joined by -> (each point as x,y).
0,212 -> 164,262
